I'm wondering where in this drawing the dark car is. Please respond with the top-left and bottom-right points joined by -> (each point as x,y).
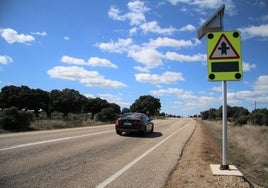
115,112 -> 154,136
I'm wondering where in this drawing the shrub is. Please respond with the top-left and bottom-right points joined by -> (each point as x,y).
0,107 -> 33,131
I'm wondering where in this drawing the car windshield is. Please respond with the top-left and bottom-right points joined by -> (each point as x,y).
120,113 -> 143,120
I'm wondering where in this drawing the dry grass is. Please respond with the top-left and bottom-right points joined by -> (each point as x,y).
30,119 -> 107,130
201,120 -> 268,187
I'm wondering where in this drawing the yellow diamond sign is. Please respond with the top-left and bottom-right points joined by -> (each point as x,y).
207,31 -> 242,81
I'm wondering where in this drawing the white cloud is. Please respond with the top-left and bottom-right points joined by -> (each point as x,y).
108,0 -> 149,26
135,71 -> 184,84
147,37 -> 197,48
140,21 -> 176,35
165,52 -> 207,63
211,86 -> 222,92
253,75 -> 268,94
96,38 -> 133,53
127,0 -> 150,25
128,48 -> 163,69
150,87 -> 184,96
0,55 -> 13,65
0,28 -> 35,44
168,0 -> 237,16
238,24 -> 268,40
64,36 -> 70,40
88,57 -> 118,68
108,7 -> 126,21
178,24 -> 196,32
31,31 -> 47,37
99,93 -> 130,107
150,87 -> 219,111
243,61 -> 256,72
47,66 -> 126,88
61,55 -> 117,68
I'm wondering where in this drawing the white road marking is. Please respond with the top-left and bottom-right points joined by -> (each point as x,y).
0,130 -> 114,151
96,122 -> 193,188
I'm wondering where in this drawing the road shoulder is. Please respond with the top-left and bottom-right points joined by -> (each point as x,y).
165,120 -> 252,188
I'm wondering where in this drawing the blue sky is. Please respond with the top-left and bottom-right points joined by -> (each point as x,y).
0,0 -> 268,116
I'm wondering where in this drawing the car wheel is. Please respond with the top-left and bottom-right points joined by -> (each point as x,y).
150,124 -> 154,133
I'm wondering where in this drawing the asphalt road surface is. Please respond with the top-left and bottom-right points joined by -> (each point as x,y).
0,118 -> 196,188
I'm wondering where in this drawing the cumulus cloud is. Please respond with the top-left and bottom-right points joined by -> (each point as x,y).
178,24 -> 196,32
128,48 -> 163,69
96,38 -> 133,53
168,0 -> 237,16
238,24 -> 268,40
108,0 -> 149,26
108,1 -> 176,35
253,75 -> 268,94
96,37 -> 203,71
61,55 -> 118,68
31,31 -> 47,37
140,21 -> 176,35
147,37 -> 196,48
165,52 -> 207,63
243,61 -> 256,72
0,28 -> 35,44
135,71 -> 184,84
47,66 -> 126,88
0,55 -> 13,65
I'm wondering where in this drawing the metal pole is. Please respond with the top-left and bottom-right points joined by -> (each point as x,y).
220,80 -> 229,170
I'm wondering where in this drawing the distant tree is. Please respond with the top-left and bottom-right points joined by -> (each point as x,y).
234,115 -> 248,126
200,108 -> 217,120
50,89 -> 86,117
96,103 -> 120,122
121,107 -> 130,114
0,107 -> 33,131
28,88 -> 50,117
0,85 -> 26,109
130,95 -> 161,116
249,108 -> 268,126
83,97 -> 108,119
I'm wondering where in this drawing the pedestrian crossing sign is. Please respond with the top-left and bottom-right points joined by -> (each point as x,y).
207,31 -> 242,81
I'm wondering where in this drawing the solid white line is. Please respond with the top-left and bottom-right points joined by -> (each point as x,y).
0,130 -> 114,151
96,122 -> 193,188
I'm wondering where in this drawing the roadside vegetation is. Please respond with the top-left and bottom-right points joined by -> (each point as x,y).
0,85 -> 162,132
201,120 -> 268,187
200,105 -> 268,126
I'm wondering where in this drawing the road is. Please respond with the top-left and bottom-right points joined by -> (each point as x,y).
0,118 -> 196,188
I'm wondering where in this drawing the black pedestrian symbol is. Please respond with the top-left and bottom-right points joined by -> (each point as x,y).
218,41 -> 229,55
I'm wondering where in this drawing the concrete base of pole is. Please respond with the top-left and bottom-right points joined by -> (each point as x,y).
210,164 -> 243,176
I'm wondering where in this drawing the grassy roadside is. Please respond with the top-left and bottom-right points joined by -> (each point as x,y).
200,120 -> 268,187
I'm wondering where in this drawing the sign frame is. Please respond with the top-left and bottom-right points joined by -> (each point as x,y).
207,31 -> 242,81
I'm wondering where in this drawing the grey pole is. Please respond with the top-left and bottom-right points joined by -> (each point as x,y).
220,80 -> 229,170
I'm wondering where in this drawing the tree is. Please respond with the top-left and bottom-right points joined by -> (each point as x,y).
249,108 -> 268,126
0,107 -> 33,131
121,107 -> 130,114
50,89 -> 86,117
83,97 -> 108,119
0,85 -> 26,109
96,103 -> 121,122
130,95 -> 161,116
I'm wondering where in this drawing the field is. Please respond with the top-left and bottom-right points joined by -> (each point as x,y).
200,120 -> 268,187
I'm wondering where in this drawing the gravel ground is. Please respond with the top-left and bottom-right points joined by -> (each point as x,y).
165,120 -> 262,188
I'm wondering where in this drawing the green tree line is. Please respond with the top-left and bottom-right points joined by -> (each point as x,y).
200,105 -> 268,126
0,85 -> 161,131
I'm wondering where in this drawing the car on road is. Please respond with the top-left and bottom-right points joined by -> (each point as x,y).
115,112 -> 154,136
